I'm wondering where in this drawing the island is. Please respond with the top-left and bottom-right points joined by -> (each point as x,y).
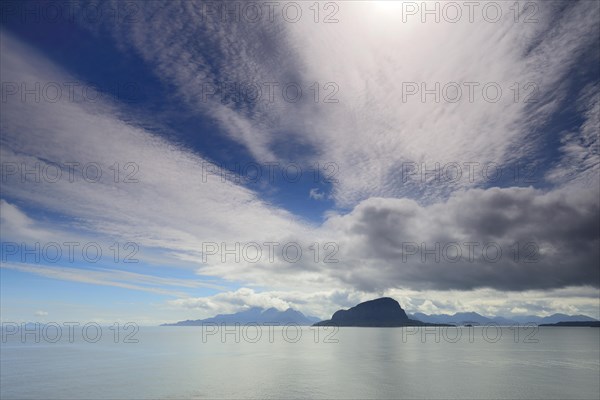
539,321 -> 600,327
313,297 -> 452,327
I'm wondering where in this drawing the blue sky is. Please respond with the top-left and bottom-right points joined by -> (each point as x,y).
1,0 -> 599,324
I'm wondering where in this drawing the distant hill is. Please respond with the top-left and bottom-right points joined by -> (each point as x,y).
313,297 -> 451,327
511,314 -> 598,325
409,312 -> 598,326
162,307 -> 320,326
539,321 -> 600,327
411,312 -> 492,325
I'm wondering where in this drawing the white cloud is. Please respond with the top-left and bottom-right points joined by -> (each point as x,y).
167,287 -> 372,320
0,199 -> 54,242
0,30 -> 313,273
546,83 -> 600,186
2,2 -> 598,321
309,188 -> 325,200
0,261 -> 223,297
168,288 -> 293,313
87,0 -> 599,206
166,285 -> 600,321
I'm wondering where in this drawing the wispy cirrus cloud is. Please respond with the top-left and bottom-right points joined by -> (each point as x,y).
86,0 -> 599,206
2,26 -> 598,295
1,1 -> 598,321
0,261 -> 218,297
0,29 -> 313,268
546,82 -> 600,185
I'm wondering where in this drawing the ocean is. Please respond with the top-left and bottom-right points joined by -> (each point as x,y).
1,326 -> 599,399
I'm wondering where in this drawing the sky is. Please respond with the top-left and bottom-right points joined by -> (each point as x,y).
0,0 -> 599,325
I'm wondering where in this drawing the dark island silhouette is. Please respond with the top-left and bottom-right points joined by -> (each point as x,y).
313,297 -> 451,327
539,321 -> 600,327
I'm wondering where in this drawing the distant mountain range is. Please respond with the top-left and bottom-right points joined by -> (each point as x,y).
409,311 -> 598,326
162,298 -> 598,327
162,307 -> 320,326
312,297 -> 597,327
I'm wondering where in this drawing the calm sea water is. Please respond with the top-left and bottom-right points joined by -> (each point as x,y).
1,326 -> 599,399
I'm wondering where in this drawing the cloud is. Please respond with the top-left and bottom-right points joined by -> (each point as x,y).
34,310 -> 48,317
546,82 -> 600,185
385,286 -> 600,319
167,285 -> 600,320
309,188 -> 325,200
187,184 -> 598,295
0,261 -> 221,297
85,0 -> 599,206
0,29 -> 313,271
167,287 -> 371,320
1,3 -> 599,321
168,288 -> 292,313
322,185 -> 599,292
0,199 -> 54,242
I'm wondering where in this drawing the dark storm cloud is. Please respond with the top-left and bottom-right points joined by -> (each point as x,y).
324,186 -> 600,292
